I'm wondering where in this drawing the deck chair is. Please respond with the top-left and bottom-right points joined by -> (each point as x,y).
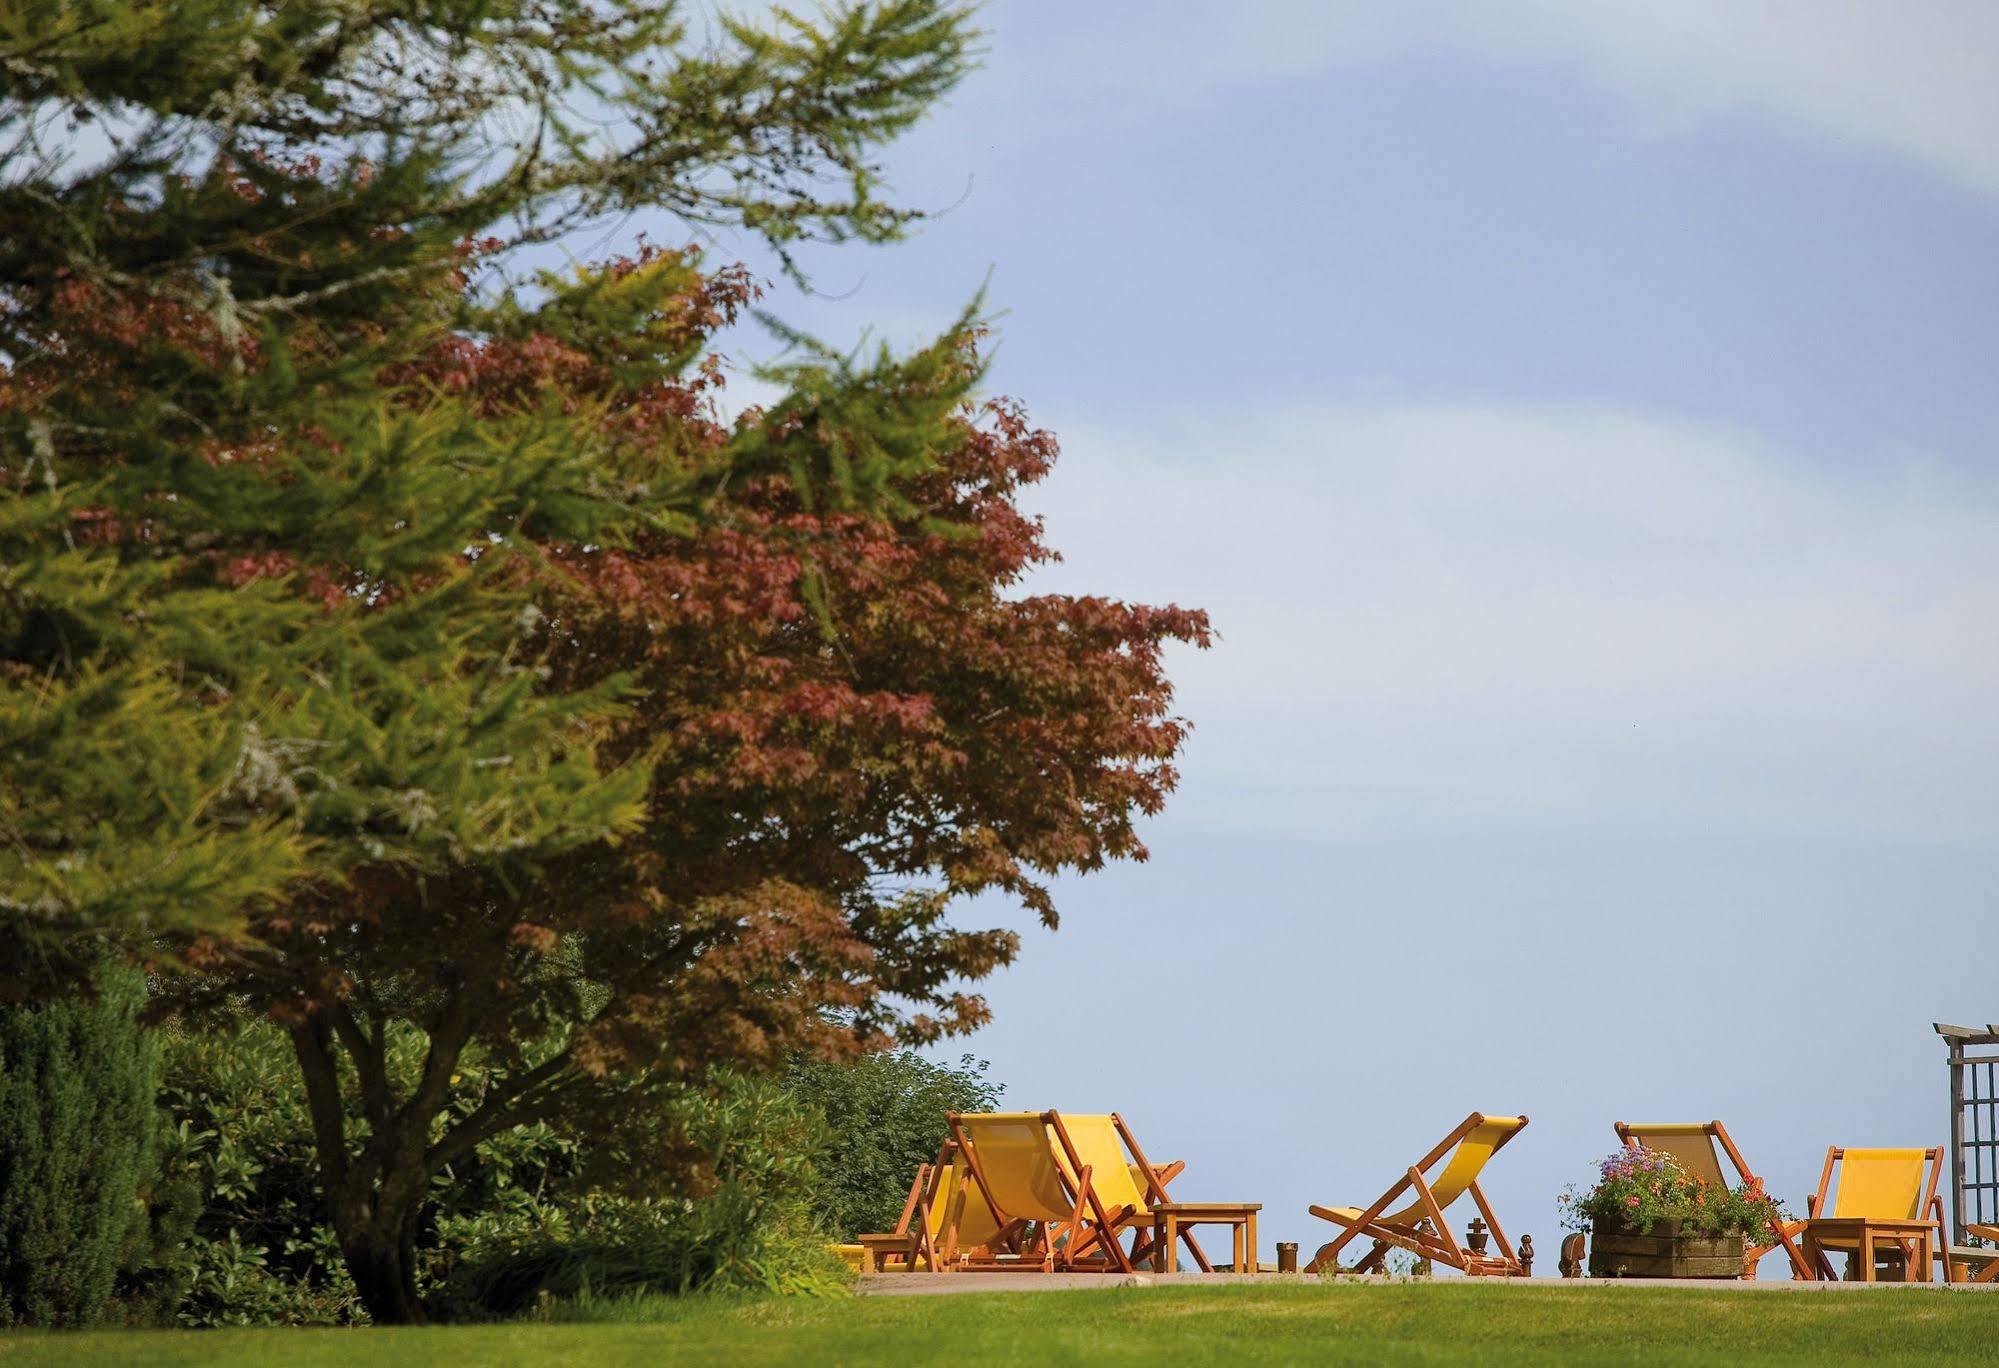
1941,1224 -> 1999,1284
1613,1120 -> 1808,1279
1306,1112 -> 1529,1276
1796,1146 -> 1946,1282
1045,1112 -> 1209,1273
947,1111 -> 1139,1272
856,1139 -> 1006,1272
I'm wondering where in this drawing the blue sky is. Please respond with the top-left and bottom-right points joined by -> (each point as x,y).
660,2 -> 1999,1265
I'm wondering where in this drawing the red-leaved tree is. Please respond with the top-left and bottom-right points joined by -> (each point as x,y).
163,249 -> 1210,1320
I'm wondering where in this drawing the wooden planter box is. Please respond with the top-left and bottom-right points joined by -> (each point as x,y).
1588,1217 -> 1745,1279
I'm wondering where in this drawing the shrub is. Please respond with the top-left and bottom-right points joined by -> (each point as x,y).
1559,1147 -> 1789,1239
784,1051 -> 1002,1238
160,1018 -> 851,1322
442,1074 -> 847,1314
159,1017 -> 583,1325
0,965 -> 184,1327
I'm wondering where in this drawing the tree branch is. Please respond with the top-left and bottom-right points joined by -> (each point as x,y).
330,1001 -> 394,1131
421,1045 -> 577,1177
287,1015 -> 350,1193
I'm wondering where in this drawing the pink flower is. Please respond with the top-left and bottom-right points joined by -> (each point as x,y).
1625,1197 -> 1641,1208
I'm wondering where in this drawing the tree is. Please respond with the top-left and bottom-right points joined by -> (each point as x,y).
168,280 -> 1206,1321
0,965 -> 166,1326
1,0 -> 976,986
785,1052 -> 1002,1238
3,1 -> 1209,1324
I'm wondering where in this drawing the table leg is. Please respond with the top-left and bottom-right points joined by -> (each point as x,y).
1860,1229 -> 1876,1283
1232,1222 -> 1243,1274
1246,1212 -> 1258,1275
1162,1216 -> 1179,1274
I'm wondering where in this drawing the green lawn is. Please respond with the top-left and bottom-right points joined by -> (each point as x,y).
1,1283 -> 1991,1367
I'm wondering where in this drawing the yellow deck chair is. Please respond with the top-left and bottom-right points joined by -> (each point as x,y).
1046,1112 -> 1208,1272
856,1140 -> 1005,1272
1614,1120 -> 1806,1278
1797,1146 -> 1946,1282
948,1111 -> 1134,1272
1307,1112 -> 1529,1276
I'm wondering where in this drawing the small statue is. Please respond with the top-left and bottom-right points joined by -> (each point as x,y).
1559,1232 -> 1586,1279
1465,1216 -> 1490,1257
1518,1233 -> 1534,1277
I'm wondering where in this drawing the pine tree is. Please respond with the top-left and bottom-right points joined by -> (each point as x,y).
0,0 -> 977,994
0,965 -> 160,1327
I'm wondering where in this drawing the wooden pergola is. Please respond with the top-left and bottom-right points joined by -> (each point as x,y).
1935,1022 -> 1999,1244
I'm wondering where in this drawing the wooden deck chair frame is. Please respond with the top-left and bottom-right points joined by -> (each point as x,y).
1306,1112 -> 1529,1277
1044,1112 -> 1209,1274
855,1139 -> 1009,1273
1613,1119 -> 1810,1280
1798,1146 -> 1946,1282
856,1144 -> 949,1272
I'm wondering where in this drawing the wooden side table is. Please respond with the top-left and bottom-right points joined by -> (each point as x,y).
1799,1218 -> 1937,1282
1148,1202 -> 1261,1274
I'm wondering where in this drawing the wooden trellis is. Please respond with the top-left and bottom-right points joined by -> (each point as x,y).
1936,1022 -> 1999,1244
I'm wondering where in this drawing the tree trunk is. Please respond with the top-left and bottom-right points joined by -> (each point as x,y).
289,1016 -> 442,1325
344,1213 -> 428,1325
287,986 -> 557,1325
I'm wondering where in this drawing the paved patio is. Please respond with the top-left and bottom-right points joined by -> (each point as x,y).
858,1271 -> 1999,1296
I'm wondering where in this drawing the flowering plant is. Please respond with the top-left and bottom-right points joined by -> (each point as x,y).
1557,1147 -> 1789,1239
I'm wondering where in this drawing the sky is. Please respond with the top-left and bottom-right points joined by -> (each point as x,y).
648,2 -> 1999,1267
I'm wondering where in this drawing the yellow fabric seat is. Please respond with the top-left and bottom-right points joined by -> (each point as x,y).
1052,1114 -> 1154,1218
926,1150 -> 1003,1251
1808,1147 -> 1936,1254
953,1112 -> 1078,1224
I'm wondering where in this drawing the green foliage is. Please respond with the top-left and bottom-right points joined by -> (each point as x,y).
782,1051 -> 1000,1238
158,1017 -> 590,1325
0,964 -> 188,1327
161,1020 -> 372,1325
156,1017 -> 852,1323
0,0 -> 979,977
1559,1147 -> 1791,1239
442,1073 -> 846,1314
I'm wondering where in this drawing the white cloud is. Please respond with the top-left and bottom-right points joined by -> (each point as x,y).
1459,0 -> 1999,199
1025,403 -> 1999,841
1002,0 -> 1999,200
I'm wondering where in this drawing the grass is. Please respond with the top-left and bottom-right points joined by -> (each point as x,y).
0,1282 -> 1990,1366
